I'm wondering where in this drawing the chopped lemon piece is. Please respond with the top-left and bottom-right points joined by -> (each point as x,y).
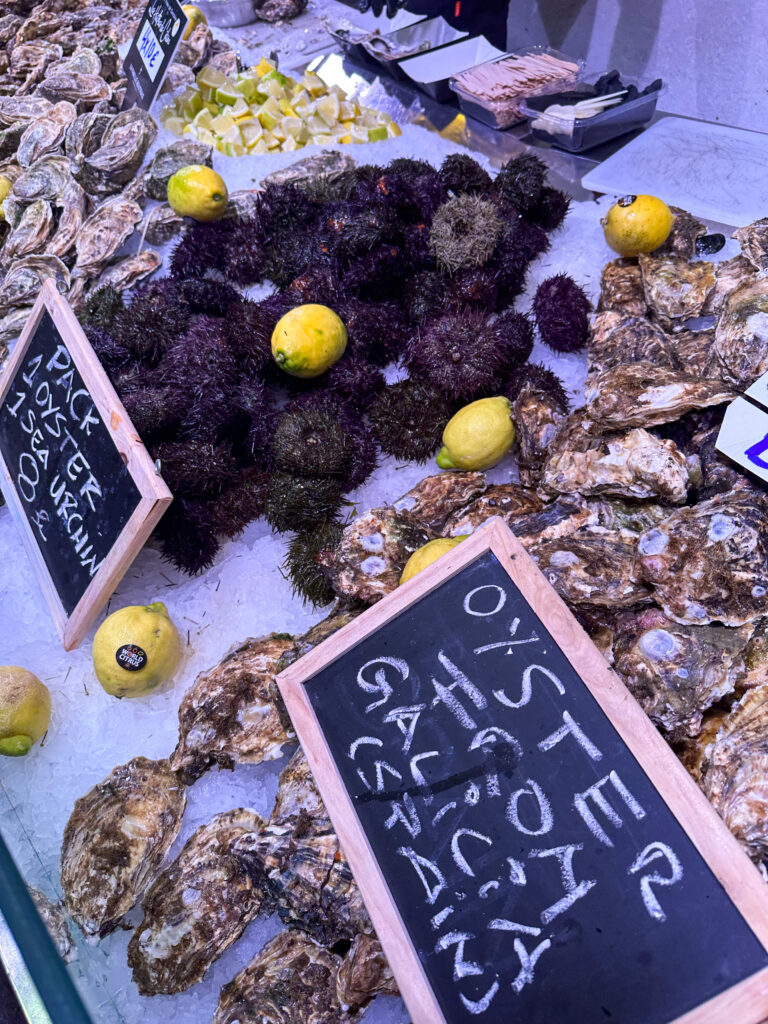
302,71 -> 326,97
215,84 -> 240,105
197,65 -> 229,89
230,97 -> 250,116
367,125 -> 388,142
282,115 -> 304,138
250,137 -> 269,153
350,124 -> 369,143
339,100 -> 354,120
388,121 -> 402,137
210,112 -> 236,133
316,93 -> 340,127
255,57 -> 275,76
240,120 -> 264,145
165,116 -> 186,135
282,135 -> 299,151
192,108 -> 213,129
236,77 -> 260,102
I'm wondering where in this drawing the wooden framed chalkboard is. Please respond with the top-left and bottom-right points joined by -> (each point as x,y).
278,520 -> 768,1024
0,281 -> 171,650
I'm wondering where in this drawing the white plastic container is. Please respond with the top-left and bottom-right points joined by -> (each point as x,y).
397,35 -> 505,101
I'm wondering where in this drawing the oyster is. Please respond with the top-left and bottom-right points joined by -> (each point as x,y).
585,363 -> 734,430
512,380 -> 567,487
10,40 -> 62,76
61,757 -> 186,941
175,23 -> 213,70
47,179 -> 88,260
75,107 -> 156,196
65,110 -> 111,161
95,250 -> 160,292
676,708 -> 728,783
597,258 -> 647,317
700,686 -> 768,861
735,618 -> 768,694
637,492 -> 768,626
235,750 -> 370,944
0,254 -> 70,311
29,888 -> 76,963
514,496 -> 598,548
691,422 -> 753,499
318,507 -> 432,604
161,63 -> 195,93
277,608 -> 362,674
144,140 -> 212,201
223,189 -> 261,221
72,196 -> 142,279
733,218 -> 768,274
0,122 -> 25,159
639,254 -> 716,321
703,254 -> 755,317
263,150 -> 355,190
672,327 -> 718,377
588,312 -> 677,375
542,427 -> 691,504
141,204 -> 184,246
37,72 -> 112,105
47,48 -> 103,78
170,633 -> 295,784
612,607 -> 748,737
128,809 -> 266,995
657,206 -> 706,259
391,471 -> 486,533
713,277 -> 768,388
11,154 -> 71,202
1,198 -> 54,264
337,933 -> 397,1008
16,100 -> 76,166
0,307 -> 29,346
444,483 -> 543,537
214,931 -> 349,1024
531,527 -> 650,608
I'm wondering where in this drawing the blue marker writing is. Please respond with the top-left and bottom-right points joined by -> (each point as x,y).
745,431 -> 768,470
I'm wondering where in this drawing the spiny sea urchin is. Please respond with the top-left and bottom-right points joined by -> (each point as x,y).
429,194 -> 503,273
406,311 -> 515,401
179,277 -> 241,316
528,187 -> 571,232
533,274 -> 591,352
369,380 -> 453,462
265,472 -> 344,533
494,153 -> 547,214
439,153 -> 493,196
338,298 -> 409,366
272,406 -> 355,479
207,469 -> 270,538
78,285 -> 124,333
156,497 -> 220,575
505,362 -> 570,411
404,271 -> 447,323
120,380 -> 187,442
283,521 -> 343,606
152,440 -> 238,496
170,219 -> 231,278
493,311 -> 535,367
111,283 -> 191,365
444,267 -> 499,312
326,356 -> 385,410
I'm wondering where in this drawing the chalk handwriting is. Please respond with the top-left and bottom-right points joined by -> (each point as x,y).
629,842 -> 683,922
574,771 -> 646,847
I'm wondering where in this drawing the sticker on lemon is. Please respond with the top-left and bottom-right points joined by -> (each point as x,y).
167,164 -> 228,222
437,396 -> 515,471
0,175 -> 12,222
0,667 -> 51,756
92,602 -> 181,698
271,303 -> 347,378
602,194 -> 674,257
182,3 -> 207,39
400,537 -> 465,585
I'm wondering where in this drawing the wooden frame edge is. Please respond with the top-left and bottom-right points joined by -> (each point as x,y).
278,518 -> 768,1024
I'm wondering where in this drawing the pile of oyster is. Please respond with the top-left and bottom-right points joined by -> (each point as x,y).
0,0 -> 239,362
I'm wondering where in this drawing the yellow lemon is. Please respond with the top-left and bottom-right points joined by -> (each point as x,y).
0,667 -> 51,756
167,164 -> 228,222
400,537 -> 465,585
0,175 -> 12,222
602,194 -> 674,257
437,396 -> 515,471
182,4 -> 207,39
92,601 -> 181,698
271,303 -> 347,378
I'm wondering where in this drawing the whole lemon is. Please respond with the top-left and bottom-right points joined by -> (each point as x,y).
167,165 -> 228,222
437,396 -> 515,471
182,3 -> 207,39
271,304 -> 347,378
401,537 -> 465,585
602,194 -> 674,257
0,174 -> 12,222
92,602 -> 181,698
0,667 -> 51,756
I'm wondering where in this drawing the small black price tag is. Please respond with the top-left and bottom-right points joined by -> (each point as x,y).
116,644 -> 148,671
122,0 -> 189,112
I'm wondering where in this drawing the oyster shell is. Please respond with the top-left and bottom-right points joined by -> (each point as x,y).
713,277 -> 768,388
0,306 -> 30,346
542,427 -> 691,504
72,196 -> 142,279
75,107 -> 156,196
175,23 -> 213,69
676,708 -> 728,783
672,327 -> 718,377
223,189 -> 261,221
95,250 -> 160,293
391,471 -> 486,533
443,483 -> 543,537
0,122 -> 26,160
700,686 -> 768,860
170,633 -> 295,784
10,40 -> 62,76
1,197 -> 54,264
144,139 -> 212,201
735,618 -> 768,694
703,254 -> 755,317
657,206 -> 707,259
29,888 -> 76,963
512,381 -> 567,487
61,757 -> 186,941
640,254 -> 716,321
317,507 -> 432,604
36,72 -> 112,106
277,608 -> 362,674
47,179 -> 88,260
337,933 -> 398,1008
160,62 -> 195,93
514,496 -> 598,548
11,154 -> 71,202
263,150 -> 356,190
612,607 -> 748,737
65,110 -> 111,161
141,204 -> 184,246
733,218 -> 768,274
214,931 -> 349,1024
0,254 -> 70,311
597,258 -> 647,316
637,492 -> 768,626
47,48 -> 102,78
16,100 -> 76,167
531,527 -> 651,608
585,363 -> 734,430
588,312 -> 677,375
691,422 -> 753,499
128,809 -> 266,995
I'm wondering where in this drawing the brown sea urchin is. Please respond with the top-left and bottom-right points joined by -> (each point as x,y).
429,194 -> 503,274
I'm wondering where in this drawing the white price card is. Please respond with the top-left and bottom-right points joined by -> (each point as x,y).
716,396 -> 768,482
137,20 -> 163,81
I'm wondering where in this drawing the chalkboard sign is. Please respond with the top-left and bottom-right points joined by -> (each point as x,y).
279,521 -> 768,1024
717,372 -> 768,484
0,281 -> 171,649
122,0 -> 188,112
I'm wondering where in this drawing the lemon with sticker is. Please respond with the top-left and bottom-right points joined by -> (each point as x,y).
271,304 -> 347,378
602,194 -> 674,256
400,537 -> 465,585
92,602 -> 181,698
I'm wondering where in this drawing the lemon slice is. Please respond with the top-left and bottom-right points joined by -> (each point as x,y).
197,65 -> 228,89
349,124 -> 369,143
316,93 -> 340,127
164,116 -> 186,136
215,83 -> 240,106
282,115 -> 304,139
210,112 -> 236,133
240,120 -> 264,145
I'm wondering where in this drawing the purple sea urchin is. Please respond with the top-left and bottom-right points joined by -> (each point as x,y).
528,187 -> 571,232
534,274 -> 591,352
79,285 -> 124,332
111,283 -> 191,365
272,406 -> 355,479
444,267 -> 499,312
265,472 -> 344,533
283,521 -> 343,606
404,271 -> 447,323
429,194 -> 503,273
493,311 -> 535,367
407,311 -> 514,401
326,356 -> 385,410
207,469 -> 270,538
156,497 -> 220,575
179,277 -> 241,316
170,220 -> 230,278
338,298 -> 409,365
120,382 -> 187,442
494,153 -> 547,214
439,154 -> 493,196
505,362 -> 570,411
369,380 -> 452,462
152,440 -> 238,496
